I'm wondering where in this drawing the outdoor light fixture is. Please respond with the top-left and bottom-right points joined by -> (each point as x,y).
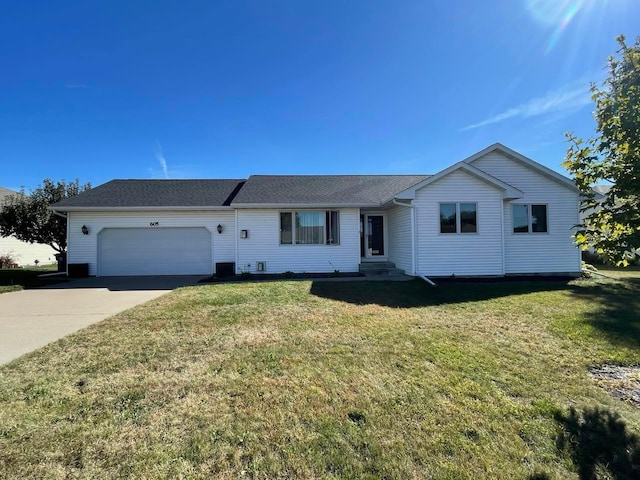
81,225 -> 89,235
216,224 -> 223,234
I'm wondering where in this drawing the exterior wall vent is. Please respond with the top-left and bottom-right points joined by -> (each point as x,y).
256,261 -> 266,272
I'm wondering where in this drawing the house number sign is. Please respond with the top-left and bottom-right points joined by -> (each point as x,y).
149,221 -> 160,226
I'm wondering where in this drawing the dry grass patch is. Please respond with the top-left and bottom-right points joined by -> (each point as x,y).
2,275 -> 640,478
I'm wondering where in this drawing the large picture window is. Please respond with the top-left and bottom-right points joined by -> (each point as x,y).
512,204 -> 548,233
280,210 -> 340,245
440,203 -> 477,234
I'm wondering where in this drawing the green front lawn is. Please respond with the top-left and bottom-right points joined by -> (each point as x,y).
1,273 -> 640,478
0,264 -> 63,293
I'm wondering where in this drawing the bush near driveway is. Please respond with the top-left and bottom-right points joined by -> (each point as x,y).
0,264 -> 62,293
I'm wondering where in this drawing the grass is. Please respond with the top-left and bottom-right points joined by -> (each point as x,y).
0,264 -> 63,293
1,272 -> 640,478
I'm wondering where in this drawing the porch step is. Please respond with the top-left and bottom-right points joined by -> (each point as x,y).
359,262 -> 404,276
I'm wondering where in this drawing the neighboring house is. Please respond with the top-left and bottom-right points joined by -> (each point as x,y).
580,184 -> 611,223
51,143 -> 582,277
579,185 -> 639,259
0,187 -> 56,266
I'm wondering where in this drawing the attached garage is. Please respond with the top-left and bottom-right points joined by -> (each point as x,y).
97,227 -> 212,276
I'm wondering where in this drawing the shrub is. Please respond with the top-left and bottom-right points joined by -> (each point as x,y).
0,253 -> 18,269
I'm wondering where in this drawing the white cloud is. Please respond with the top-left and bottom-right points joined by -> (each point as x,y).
461,82 -> 593,131
154,142 -> 169,179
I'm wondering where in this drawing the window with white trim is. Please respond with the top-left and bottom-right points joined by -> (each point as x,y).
280,210 -> 340,245
512,204 -> 548,233
440,203 -> 477,234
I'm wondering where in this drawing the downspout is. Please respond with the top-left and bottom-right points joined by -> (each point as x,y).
500,200 -> 506,276
420,275 -> 437,286
392,198 -> 416,276
234,209 -> 239,274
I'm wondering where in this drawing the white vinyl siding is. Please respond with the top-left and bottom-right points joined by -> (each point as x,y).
471,151 -> 581,274
387,205 -> 413,274
237,208 -> 360,273
67,210 -> 235,276
414,170 -> 504,276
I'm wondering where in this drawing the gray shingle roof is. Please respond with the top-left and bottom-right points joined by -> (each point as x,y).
50,175 -> 432,209
52,179 -> 246,209
231,175 -> 431,206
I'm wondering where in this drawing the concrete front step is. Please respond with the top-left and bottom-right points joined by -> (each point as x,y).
362,268 -> 405,276
359,262 -> 404,276
359,261 -> 396,270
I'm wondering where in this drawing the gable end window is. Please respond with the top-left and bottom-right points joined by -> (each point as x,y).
280,210 -> 340,245
512,204 -> 548,233
440,203 -> 477,234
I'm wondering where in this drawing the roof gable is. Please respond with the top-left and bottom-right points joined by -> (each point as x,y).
464,143 -> 579,193
394,162 -> 524,200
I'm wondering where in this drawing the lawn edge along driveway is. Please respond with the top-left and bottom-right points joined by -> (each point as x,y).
0,276 -> 204,364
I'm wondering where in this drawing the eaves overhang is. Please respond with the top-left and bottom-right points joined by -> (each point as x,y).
48,205 -> 235,212
230,202 -> 381,209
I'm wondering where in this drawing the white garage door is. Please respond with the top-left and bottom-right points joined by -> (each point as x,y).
98,228 -> 212,276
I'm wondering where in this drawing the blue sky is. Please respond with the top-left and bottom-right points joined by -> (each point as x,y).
2,0 -> 638,191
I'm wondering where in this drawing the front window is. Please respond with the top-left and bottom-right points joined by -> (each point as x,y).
512,204 -> 548,233
531,205 -> 548,233
460,203 -> 477,233
295,211 -> 323,244
280,212 -> 292,244
440,203 -> 477,234
440,203 -> 457,233
326,210 -> 339,244
280,210 -> 340,245
512,205 -> 529,233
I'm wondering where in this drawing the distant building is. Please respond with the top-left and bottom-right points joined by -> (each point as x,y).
0,186 -> 56,266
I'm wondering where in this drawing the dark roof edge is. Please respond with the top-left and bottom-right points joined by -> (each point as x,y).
223,181 -> 246,206
245,174 -> 433,178
230,202 -> 381,208
48,206 -> 235,212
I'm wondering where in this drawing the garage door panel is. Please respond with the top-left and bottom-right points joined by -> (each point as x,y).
98,228 -> 211,276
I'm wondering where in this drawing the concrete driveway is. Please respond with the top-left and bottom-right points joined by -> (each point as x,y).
0,276 -> 205,365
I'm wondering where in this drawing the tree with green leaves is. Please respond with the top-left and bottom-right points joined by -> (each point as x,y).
0,179 -> 91,253
564,35 -> 640,266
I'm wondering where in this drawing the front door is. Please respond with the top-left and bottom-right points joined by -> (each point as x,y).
366,215 -> 385,257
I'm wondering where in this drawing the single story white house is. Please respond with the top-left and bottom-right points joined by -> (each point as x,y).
51,143 -> 582,277
1,187 -> 56,266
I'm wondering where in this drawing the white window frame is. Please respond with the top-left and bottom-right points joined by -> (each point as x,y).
439,202 -> 478,234
512,204 -> 548,234
279,210 -> 340,245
